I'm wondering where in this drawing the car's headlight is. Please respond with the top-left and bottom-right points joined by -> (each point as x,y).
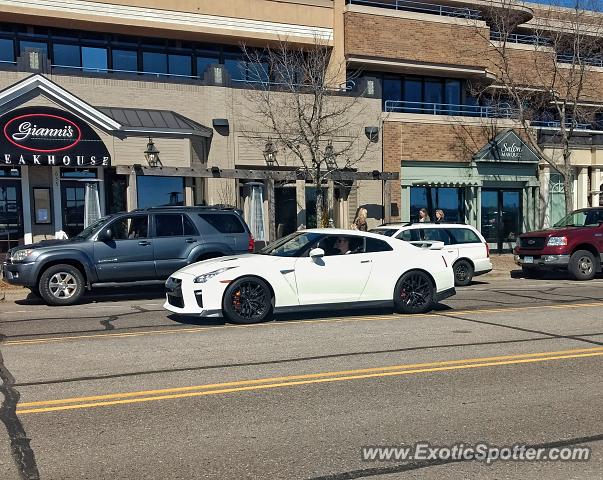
193,267 -> 236,283
11,249 -> 35,262
546,236 -> 567,246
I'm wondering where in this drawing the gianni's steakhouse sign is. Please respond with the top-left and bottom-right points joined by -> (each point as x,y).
1,107 -> 111,166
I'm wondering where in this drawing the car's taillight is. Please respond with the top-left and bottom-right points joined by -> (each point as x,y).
485,242 -> 490,258
442,255 -> 448,268
248,234 -> 255,252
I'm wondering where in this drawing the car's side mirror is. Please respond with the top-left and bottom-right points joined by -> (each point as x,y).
97,228 -> 112,242
309,247 -> 325,259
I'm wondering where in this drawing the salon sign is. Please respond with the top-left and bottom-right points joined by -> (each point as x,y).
0,106 -> 111,166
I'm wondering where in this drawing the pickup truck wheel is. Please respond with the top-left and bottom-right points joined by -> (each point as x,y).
568,250 -> 596,281
453,260 -> 473,286
39,264 -> 85,306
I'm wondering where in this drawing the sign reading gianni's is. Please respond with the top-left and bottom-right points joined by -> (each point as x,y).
1,106 -> 111,166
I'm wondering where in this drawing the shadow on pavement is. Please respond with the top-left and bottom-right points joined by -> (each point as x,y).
14,284 -> 166,306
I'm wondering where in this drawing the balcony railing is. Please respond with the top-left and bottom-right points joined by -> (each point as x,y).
490,31 -> 551,46
557,53 -> 603,68
384,100 -> 518,118
346,0 -> 481,20
531,120 -> 593,130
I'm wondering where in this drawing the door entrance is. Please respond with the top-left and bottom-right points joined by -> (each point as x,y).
0,181 -> 23,258
61,182 -> 86,238
481,189 -> 522,252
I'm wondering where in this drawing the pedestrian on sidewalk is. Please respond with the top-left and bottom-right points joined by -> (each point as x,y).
418,208 -> 430,223
434,209 -> 445,223
351,207 -> 368,231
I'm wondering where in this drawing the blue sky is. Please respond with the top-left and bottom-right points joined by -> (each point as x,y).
526,0 -> 603,10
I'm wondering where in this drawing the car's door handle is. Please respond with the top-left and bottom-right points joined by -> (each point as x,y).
185,238 -> 197,243
138,241 -> 151,246
360,260 -> 372,264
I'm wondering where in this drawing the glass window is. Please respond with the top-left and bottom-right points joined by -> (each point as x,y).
60,168 -> 97,178
435,187 -> 463,223
112,49 -> 138,72
424,79 -> 443,107
168,54 -> 192,76
143,51 -> 167,74
248,61 -> 269,83
383,77 -> 401,110
109,215 -> 149,240
183,214 -> 198,236
19,40 -> 48,56
317,235 -> 364,256
198,213 -> 245,233
0,38 -> 15,63
0,167 -> 20,177
224,58 -> 246,81
410,187 -> 430,221
155,214 -> 184,237
196,55 -> 218,77
403,78 -> 422,113
82,46 -> 107,72
397,229 -> 421,242
445,79 -> 461,110
447,228 -> 481,244
136,176 -> 184,208
422,228 -> 452,245
259,231 -> 323,257
365,237 -> 393,252
369,228 -> 397,237
53,43 -> 80,67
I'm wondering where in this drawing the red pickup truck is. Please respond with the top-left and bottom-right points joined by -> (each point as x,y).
514,207 -> 603,280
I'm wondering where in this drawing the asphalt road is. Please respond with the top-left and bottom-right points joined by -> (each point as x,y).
0,277 -> 602,479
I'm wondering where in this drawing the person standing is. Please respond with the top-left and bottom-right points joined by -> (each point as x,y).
351,207 -> 368,231
434,209 -> 445,223
418,208 -> 430,223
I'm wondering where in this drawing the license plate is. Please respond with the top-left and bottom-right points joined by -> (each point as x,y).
523,256 -> 534,264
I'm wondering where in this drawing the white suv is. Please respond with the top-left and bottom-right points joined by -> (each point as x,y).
370,223 -> 492,286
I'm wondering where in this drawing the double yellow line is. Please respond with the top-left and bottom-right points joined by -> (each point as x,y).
16,346 -> 603,415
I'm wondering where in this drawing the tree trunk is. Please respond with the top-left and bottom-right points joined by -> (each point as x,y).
315,184 -> 324,229
563,175 -> 574,215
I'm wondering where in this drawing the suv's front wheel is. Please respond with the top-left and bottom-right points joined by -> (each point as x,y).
38,264 -> 85,306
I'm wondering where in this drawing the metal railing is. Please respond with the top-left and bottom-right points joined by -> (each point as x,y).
532,119 -> 593,130
490,31 -> 552,46
557,53 -> 603,68
384,100 -> 518,118
346,0 -> 481,20
51,63 -> 202,79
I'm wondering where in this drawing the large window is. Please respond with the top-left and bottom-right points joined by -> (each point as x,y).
143,51 -> 168,75
82,46 -> 107,71
0,38 -> 14,62
137,176 -> 184,209
410,187 -> 465,223
53,43 -> 80,67
112,49 -> 137,72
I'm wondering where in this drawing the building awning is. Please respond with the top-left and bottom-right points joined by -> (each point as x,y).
411,181 -> 480,187
98,107 -> 213,138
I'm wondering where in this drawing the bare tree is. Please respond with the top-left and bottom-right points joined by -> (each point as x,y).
467,0 -> 603,213
239,37 -> 376,227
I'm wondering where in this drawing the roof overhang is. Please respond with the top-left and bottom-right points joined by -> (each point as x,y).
0,74 -> 212,138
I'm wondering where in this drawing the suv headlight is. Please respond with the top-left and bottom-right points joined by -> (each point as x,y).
11,249 -> 35,262
194,267 -> 236,283
546,236 -> 567,246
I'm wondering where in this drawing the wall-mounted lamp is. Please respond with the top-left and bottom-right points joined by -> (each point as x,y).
263,140 -> 279,168
365,126 -> 379,143
210,166 -> 221,177
144,137 -> 161,168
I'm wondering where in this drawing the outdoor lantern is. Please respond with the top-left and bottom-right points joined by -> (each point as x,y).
324,140 -> 337,171
144,137 -> 161,168
263,140 -> 278,168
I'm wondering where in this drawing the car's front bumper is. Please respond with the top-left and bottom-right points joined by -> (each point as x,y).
162,274 -> 225,316
2,261 -> 37,286
514,253 -> 570,269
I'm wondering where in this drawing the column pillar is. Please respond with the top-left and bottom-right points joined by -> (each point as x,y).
265,178 -> 275,242
591,167 -> 601,207
184,177 -> 194,206
400,186 -> 410,222
576,167 -> 588,208
327,179 -> 335,226
21,166 -> 33,244
539,166 -> 550,228
295,179 -> 306,228
526,185 -> 534,231
127,168 -> 138,210
476,186 -> 482,232
51,166 -> 62,236
97,167 -> 106,216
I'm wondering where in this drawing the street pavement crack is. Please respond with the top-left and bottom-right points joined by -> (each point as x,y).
100,315 -> 118,331
0,345 -> 40,479
306,433 -> 603,479
434,313 -> 603,347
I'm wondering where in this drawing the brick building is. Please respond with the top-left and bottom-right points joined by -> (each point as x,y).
1,0 -> 602,254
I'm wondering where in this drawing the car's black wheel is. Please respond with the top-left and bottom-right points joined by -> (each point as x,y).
38,264 -> 85,306
453,259 -> 474,287
568,250 -> 596,281
521,266 -> 543,279
393,270 -> 435,314
222,277 -> 273,324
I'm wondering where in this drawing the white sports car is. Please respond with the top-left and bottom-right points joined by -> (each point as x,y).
163,229 -> 456,323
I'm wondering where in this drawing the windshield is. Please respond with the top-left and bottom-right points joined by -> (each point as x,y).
72,216 -> 111,240
259,231 -> 324,257
553,210 -> 603,228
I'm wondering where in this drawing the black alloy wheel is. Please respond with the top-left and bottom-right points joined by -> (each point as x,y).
453,259 -> 474,287
222,277 -> 273,324
394,270 -> 435,314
